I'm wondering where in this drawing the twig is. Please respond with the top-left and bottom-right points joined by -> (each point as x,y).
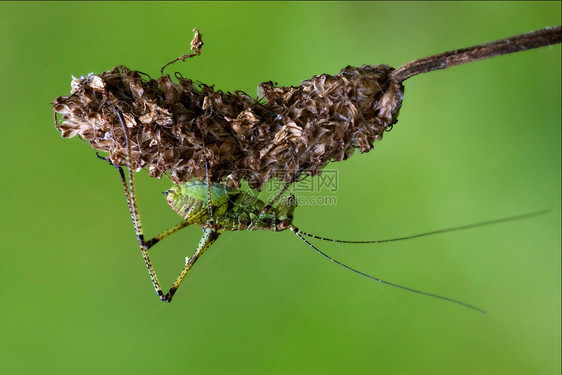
391,25 -> 561,84
160,28 -> 204,76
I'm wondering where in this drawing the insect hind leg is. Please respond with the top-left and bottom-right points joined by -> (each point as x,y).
101,108 -> 222,302
163,228 -> 220,302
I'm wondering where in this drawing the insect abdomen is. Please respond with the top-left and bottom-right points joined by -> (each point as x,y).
166,181 -> 276,231
166,181 -> 233,221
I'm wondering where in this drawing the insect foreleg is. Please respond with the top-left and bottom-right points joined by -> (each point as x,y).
204,159 -> 215,230
263,169 -> 302,214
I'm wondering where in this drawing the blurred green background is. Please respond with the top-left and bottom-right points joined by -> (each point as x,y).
0,2 -> 560,374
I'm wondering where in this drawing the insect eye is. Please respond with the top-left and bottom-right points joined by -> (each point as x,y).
278,220 -> 288,229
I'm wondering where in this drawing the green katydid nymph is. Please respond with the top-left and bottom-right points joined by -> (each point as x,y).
53,27 -> 558,313
98,108 -> 545,312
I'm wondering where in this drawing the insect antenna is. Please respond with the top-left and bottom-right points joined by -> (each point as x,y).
295,209 -> 549,244
290,225 -> 486,313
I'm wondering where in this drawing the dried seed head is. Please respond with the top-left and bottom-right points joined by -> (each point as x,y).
53,64 -> 403,190
54,27 -> 562,191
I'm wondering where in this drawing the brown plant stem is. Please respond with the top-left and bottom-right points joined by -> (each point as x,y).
160,28 -> 203,75
391,25 -> 561,84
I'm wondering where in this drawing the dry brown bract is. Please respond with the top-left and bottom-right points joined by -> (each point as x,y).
53,64 -> 403,190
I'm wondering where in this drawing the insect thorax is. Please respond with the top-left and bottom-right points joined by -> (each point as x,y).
165,181 -> 297,232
